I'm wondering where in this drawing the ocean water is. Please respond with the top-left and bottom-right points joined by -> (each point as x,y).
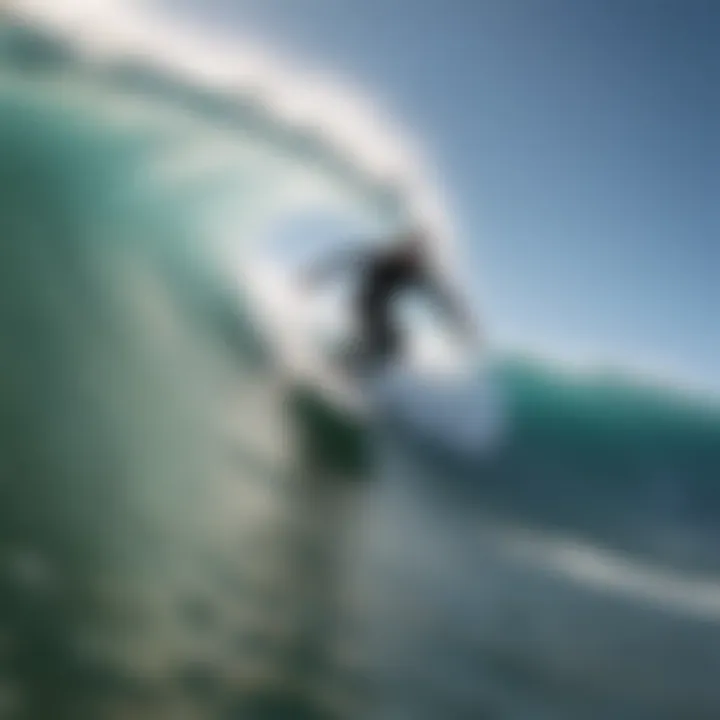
1,8 -> 720,720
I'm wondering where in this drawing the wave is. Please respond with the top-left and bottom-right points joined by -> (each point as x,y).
398,354 -> 720,567
0,7 -> 454,717
2,5 -> 720,719
1,0 -> 457,257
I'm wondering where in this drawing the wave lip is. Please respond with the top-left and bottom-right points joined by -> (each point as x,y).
3,0 -> 460,274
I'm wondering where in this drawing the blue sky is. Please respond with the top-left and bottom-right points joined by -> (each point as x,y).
163,0 -> 718,389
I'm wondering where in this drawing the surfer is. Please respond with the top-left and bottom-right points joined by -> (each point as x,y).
303,227 -> 480,371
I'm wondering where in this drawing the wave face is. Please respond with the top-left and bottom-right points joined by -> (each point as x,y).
1,9 -> 720,720
415,357 -> 720,568
0,14 -> 399,720
370,360 -> 720,719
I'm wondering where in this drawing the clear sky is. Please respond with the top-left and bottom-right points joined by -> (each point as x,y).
160,0 -> 718,389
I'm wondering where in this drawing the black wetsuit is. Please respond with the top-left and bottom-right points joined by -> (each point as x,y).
356,253 -> 426,363
308,243 -> 467,369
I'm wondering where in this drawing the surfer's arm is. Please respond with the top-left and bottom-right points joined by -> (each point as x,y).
422,274 -> 482,344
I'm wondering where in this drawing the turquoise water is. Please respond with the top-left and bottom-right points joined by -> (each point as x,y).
1,14 -> 720,720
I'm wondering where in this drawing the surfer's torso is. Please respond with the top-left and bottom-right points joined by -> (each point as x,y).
359,252 -> 423,314
356,252 -> 427,360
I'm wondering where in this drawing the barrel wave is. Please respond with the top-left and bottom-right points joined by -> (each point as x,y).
1,6 -> 720,720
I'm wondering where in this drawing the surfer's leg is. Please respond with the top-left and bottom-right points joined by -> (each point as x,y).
352,301 -> 402,374
365,318 -> 400,369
